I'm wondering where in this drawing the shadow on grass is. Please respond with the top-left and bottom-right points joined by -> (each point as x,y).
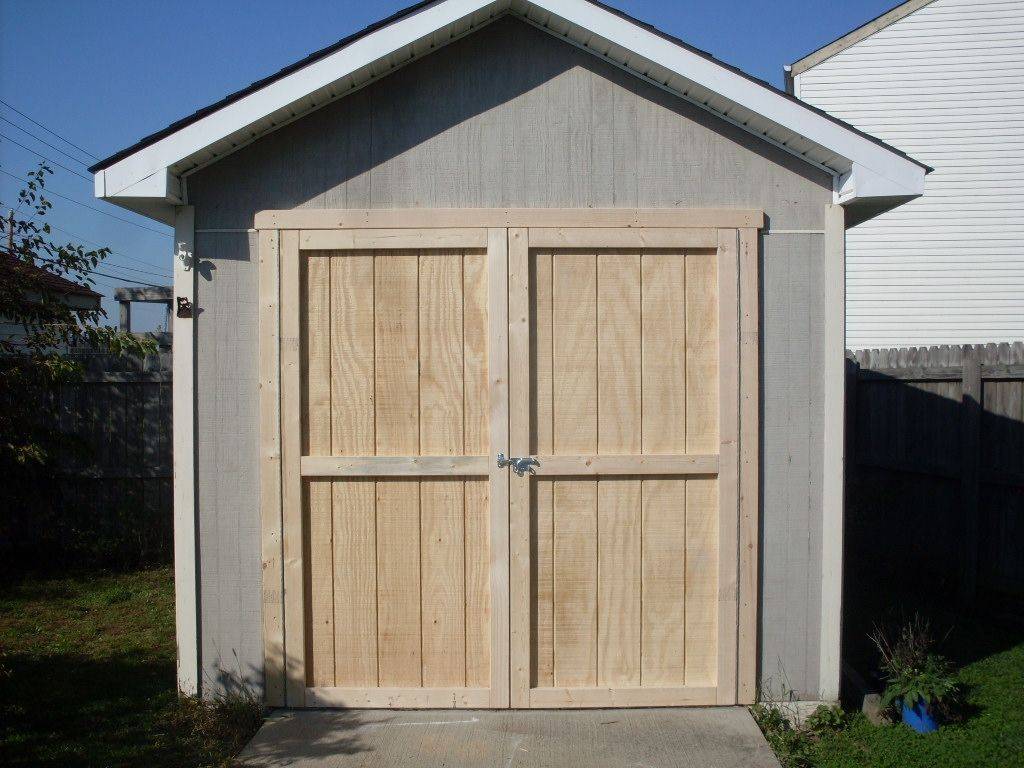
0,651 -> 181,767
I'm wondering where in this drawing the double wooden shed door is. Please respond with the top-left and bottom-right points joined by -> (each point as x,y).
258,209 -> 760,709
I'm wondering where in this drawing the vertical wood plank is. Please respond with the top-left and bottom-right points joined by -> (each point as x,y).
531,251 -> 555,688
487,227 -> 510,707
304,254 -> 334,687
332,480 -> 378,686
420,478 -> 466,686
641,478 -> 687,685
375,251 -> 419,456
597,478 -> 642,686
376,479 -> 422,686
258,228 -> 284,706
642,253 -> 686,453
464,248 -> 492,690
597,252 -> 642,454
960,346 -> 981,602
553,253 -> 597,454
508,227 -> 532,705
463,251 -> 489,455
330,253 -> 375,455
553,479 -> 598,687
737,227 -> 760,704
685,250 -> 719,453
279,229 -> 306,705
684,477 -> 718,685
464,478 -> 491,687
716,228 -> 740,704
419,251 -> 465,455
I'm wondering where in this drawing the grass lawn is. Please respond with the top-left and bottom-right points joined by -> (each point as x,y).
0,568 -> 263,767
760,618 -> 1024,768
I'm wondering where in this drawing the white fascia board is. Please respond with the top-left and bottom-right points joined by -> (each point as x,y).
94,0 -> 925,213
540,0 -> 925,200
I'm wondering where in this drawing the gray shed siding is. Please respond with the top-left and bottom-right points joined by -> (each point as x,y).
187,17 -> 832,700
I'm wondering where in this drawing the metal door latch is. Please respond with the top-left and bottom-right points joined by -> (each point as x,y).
497,453 -> 540,476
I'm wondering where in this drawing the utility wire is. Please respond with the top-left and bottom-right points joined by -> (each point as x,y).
0,99 -> 99,160
0,197 -> 173,278
0,132 -> 93,181
0,245 -> 167,289
0,116 -> 93,169
0,167 -> 171,237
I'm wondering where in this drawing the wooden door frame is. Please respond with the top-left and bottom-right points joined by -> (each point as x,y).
257,209 -> 762,708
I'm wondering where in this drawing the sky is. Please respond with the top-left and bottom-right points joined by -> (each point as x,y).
0,0 -> 898,330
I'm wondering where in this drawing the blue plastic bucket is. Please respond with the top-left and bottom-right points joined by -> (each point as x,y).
902,699 -> 939,733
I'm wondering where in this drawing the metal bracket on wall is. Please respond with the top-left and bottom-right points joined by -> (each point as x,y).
176,296 -> 193,319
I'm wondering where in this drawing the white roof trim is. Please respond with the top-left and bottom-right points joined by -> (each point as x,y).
94,0 -> 927,222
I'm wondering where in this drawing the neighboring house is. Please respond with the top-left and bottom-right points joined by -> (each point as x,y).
90,0 -> 926,708
0,254 -> 102,344
787,0 -> 1024,350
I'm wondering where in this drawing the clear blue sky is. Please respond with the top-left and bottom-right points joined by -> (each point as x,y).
0,0 -> 895,329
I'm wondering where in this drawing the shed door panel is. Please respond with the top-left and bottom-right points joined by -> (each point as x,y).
509,235 -> 739,708
294,237 -> 509,708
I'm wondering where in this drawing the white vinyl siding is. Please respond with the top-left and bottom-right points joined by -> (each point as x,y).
794,0 -> 1024,349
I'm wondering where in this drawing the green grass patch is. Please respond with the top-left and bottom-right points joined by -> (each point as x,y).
0,568 -> 263,767
755,619 -> 1024,768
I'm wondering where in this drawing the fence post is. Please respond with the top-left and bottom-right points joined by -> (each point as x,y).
959,346 -> 981,603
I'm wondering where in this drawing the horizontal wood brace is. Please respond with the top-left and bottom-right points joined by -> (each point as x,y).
300,455 -> 489,476
527,686 -> 718,708
299,228 -> 487,250
255,208 -> 765,231
305,687 -> 492,708
532,454 -> 719,476
527,227 -> 717,248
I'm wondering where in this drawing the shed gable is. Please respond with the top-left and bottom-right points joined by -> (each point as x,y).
187,17 -> 831,230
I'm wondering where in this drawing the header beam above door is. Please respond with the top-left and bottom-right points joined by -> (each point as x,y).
254,208 -> 765,231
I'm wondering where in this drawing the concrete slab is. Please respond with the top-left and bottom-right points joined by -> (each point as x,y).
239,707 -> 781,768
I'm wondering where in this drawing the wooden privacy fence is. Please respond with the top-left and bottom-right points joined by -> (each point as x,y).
1,350 -> 173,571
845,342 -> 1024,608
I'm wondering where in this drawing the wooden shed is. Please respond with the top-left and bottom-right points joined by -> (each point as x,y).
91,0 -> 928,708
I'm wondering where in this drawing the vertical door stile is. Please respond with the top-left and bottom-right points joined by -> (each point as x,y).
487,227 -> 511,707
280,229 -> 306,706
716,228 -> 741,705
508,227 -> 531,706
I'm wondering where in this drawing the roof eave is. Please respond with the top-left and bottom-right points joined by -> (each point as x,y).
93,0 -> 930,225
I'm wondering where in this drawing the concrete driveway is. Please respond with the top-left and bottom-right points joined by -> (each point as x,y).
238,707 -> 780,768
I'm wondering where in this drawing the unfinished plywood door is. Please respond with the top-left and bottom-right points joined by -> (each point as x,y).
280,228 -> 509,708
508,228 -> 741,707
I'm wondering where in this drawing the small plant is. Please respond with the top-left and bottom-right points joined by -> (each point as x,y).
159,687 -> 266,764
871,613 -> 963,726
751,704 -> 815,768
805,703 -> 847,735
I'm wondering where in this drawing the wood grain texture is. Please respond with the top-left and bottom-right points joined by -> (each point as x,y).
279,230 -> 305,705
464,479 -> 491,687
597,253 -> 642,455
374,252 -> 419,456
304,256 -> 334,687
642,254 -> 687,453
258,228 -> 284,706
553,253 -> 597,454
641,478 -> 687,686
684,478 -> 718,685
419,251 -> 464,456
375,479 -> 422,686
332,480 -> 378,686
420,479 -> 466,686
330,253 -> 374,455
686,251 -> 719,453
553,479 -> 598,687
597,479 -> 642,686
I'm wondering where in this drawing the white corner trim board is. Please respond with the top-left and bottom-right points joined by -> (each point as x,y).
820,204 -> 846,702
172,206 -> 199,696
92,0 -> 926,223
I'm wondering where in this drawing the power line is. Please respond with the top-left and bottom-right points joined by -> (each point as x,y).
0,116 -> 92,169
0,167 -> 171,237
0,197 -> 173,278
0,132 -> 93,181
1,245 -> 167,289
0,99 -> 98,160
